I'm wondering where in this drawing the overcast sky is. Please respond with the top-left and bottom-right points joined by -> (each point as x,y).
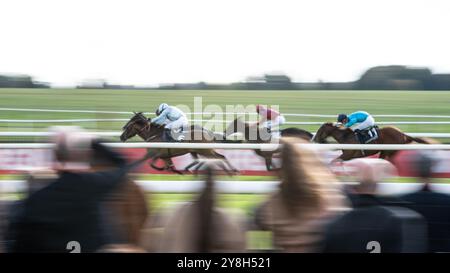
1,0 -> 449,87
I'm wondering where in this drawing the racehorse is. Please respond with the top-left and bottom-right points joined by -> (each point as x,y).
312,122 -> 431,162
223,117 -> 314,170
120,112 -> 237,175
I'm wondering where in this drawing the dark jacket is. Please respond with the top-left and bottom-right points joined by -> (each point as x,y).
399,184 -> 450,253
322,194 -> 427,253
7,141 -> 139,253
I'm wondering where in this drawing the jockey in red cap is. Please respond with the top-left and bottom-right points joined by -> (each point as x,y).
256,104 -> 286,139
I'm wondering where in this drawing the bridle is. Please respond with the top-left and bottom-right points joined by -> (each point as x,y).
123,112 -> 166,142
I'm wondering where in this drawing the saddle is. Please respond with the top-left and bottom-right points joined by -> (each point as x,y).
164,125 -> 214,142
163,128 -> 185,142
356,126 -> 379,144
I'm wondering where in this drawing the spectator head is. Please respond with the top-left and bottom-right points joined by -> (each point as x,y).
348,158 -> 396,194
48,126 -> 97,170
278,137 -> 339,214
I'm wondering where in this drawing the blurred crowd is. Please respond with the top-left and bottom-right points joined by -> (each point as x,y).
0,128 -> 449,253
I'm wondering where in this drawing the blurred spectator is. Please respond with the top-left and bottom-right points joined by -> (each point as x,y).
322,158 -> 427,253
5,126 -> 147,253
343,158 -> 398,206
254,138 -> 350,252
160,163 -> 246,252
397,151 -> 450,252
101,180 -> 149,248
90,135 -> 149,250
0,199 -> 15,253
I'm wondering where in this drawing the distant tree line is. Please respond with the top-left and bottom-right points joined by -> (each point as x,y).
153,66 -> 450,91
2,65 -> 450,90
0,74 -> 49,88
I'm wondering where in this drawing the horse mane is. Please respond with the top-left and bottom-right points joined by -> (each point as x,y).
317,122 -> 352,138
135,112 -> 148,122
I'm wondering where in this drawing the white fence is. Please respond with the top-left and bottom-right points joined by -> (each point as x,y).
2,119 -> 450,125
1,107 -> 450,126
1,142 -> 450,150
2,179 -> 450,195
2,107 -> 450,119
1,131 -> 450,138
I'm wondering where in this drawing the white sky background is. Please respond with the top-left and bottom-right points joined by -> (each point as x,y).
0,0 -> 449,87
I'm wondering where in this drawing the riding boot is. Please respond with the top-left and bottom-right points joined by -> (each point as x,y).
354,130 -> 366,156
163,128 -> 172,142
172,127 -> 185,142
355,130 -> 365,144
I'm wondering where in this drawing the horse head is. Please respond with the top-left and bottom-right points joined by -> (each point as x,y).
312,122 -> 339,143
120,112 -> 152,142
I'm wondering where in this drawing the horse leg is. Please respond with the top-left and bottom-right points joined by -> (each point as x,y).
192,161 -> 207,174
184,160 -> 200,173
189,158 -> 233,176
149,153 -> 179,173
150,162 -> 164,171
331,151 -> 354,164
184,153 -> 200,173
264,156 -> 273,171
330,157 -> 344,165
164,158 -> 183,175
149,152 -> 167,171
211,151 -> 239,175
169,165 -> 183,175
219,161 -> 234,176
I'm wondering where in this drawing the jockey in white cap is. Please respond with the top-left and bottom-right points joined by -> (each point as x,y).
256,104 -> 286,139
152,103 -> 189,141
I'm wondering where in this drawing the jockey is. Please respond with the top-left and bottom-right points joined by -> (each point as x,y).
256,104 -> 286,139
337,111 -> 376,143
152,103 -> 189,141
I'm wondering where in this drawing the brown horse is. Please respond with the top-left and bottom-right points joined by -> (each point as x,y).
120,112 -> 237,175
312,122 -> 431,162
223,117 -> 314,170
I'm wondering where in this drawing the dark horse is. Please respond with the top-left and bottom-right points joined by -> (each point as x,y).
223,117 -> 314,170
312,122 -> 431,162
120,112 -> 237,175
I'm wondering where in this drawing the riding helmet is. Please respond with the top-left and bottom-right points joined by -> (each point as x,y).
337,114 -> 347,123
157,103 -> 169,115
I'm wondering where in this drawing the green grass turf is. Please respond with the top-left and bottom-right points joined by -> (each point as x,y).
0,89 -> 450,135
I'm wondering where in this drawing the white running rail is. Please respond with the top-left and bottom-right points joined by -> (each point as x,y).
0,131 -> 450,138
0,142 -> 449,150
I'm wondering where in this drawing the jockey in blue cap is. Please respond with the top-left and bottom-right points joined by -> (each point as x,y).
337,111 -> 376,143
152,103 -> 189,141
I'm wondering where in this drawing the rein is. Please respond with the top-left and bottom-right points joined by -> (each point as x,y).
140,123 -> 161,142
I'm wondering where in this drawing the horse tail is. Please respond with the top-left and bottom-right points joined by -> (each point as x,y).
196,165 -> 215,252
